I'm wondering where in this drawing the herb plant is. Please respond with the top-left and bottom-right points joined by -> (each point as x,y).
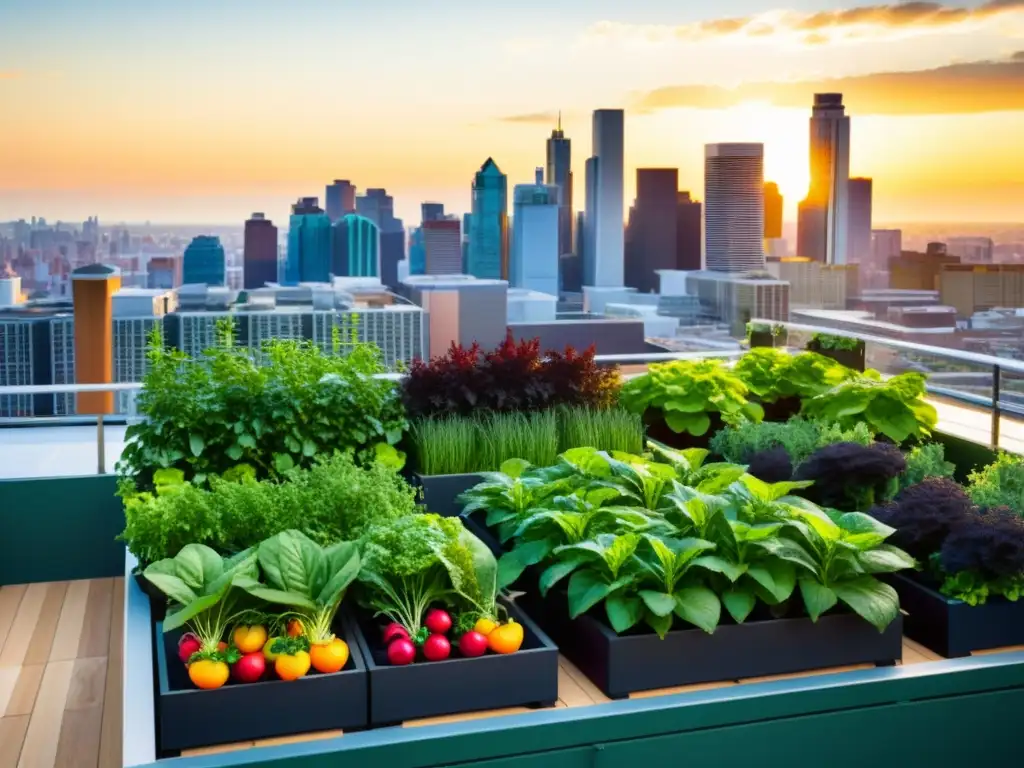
967,452 -> 1024,514
709,417 -> 872,467
900,443 -> 956,491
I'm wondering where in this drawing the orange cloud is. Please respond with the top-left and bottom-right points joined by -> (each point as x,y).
632,52 -> 1024,115
582,1 -> 1024,45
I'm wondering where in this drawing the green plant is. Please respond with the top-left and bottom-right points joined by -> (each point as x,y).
120,452 -> 417,566
746,322 -> 785,338
710,418 -> 872,467
810,333 -> 862,351
967,452 -> 1024,513
800,371 -> 938,443
620,359 -> 763,436
479,411 -> 560,472
732,349 -> 859,404
900,443 -> 956,490
118,325 -> 407,489
411,416 -> 482,476
557,406 -> 644,455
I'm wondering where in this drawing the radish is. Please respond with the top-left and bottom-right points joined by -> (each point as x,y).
382,622 -> 410,645
424,609 -> 452,635
232,651 -> 265,683
178,634 -> 201,664
458,631 -> 488,658
423,633 -> 451,661
387,637 -> 416,666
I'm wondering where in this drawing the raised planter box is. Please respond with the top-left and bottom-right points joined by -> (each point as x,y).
154,616 -> 369,752
806,339 -> 866,372
133,570 -> 168,622
415,472 -> 484,517
522,590 -> 902,699
891,572 -> 1024,658
749,330 -> 787,349
350,597 -> 558,726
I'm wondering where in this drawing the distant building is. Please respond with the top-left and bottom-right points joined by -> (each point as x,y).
356,189 -> 398,231
421,202 -> 445,222
800,93 -> 851,264
763,182 -> 783,240
545,114 -> 573,257
871,229 -> 902,286
941,264 -> 1024,319
286,198 -> 332,284
409,227 -> 425,276
767,258 -> 852,310
423,219 -> 462,275
468,158 -> 509,280
72,264 -> 120,415
243,213 -> 278,290
625,168 -> 679,293
683,269 -> 789,336
676,192 -> 702,270
510,169 -> 560,296
332,214 -> 380,278
379,230 -> 404,291
847,178 -> 873,267
182,236 -> 226,286
946,237 -> 994,265
582,156 -> 599,286
112,288 -> 177,413
325,180 -> 356,222
704,143 -> 765,273
585,109 -> 625,287
890,247 -> 960,291
0,301 -> 75,417
399,274 -> 508,356
147,255 -> 182,290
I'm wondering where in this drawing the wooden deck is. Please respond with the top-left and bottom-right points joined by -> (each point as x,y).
2,578 -> 1021,765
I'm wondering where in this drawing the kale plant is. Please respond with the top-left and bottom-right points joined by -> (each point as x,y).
795,442 -> 906,511
937,507 -> 1024,605
870,478 -> 973,560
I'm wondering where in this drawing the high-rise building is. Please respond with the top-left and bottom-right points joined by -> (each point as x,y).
71,264 -> 120,416
379,230 -> 404,290
545,114 -> 573,258
332,214 -> 380,278
182,236 -> 226,286
243,213 -> 278,290
423,219 -> 462,275
941,264 -> 1024,318
325,180 -> 356,222
583,156 -> 599,286
113,288 -> 177,413
409,227 -> 425,276
763,182 -> 783,240
799,93 -> 851,264
703,143 -> 765,273
586,109 -> 625,287
147,255 -> 182,290
421,202 -> 445,222
625,168 -> 678,294
847,178 -> 873,266
946,237 -> 994,264
467,158 -> 508,280
286,198 -> 332,284
356,189 -> 400,232
510,168 -> 560,296
676,192 -> 702,271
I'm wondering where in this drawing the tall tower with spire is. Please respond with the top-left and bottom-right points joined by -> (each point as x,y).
546,113 -> 573,261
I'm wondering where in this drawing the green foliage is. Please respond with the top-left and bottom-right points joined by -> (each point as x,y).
967,452 -> 1024,513
900,443 -> 956,491
800,371 -> 938,444
120,452 -> 417,565
745,322 -> 784,338
810,333 -> 862,351
118,328 -> 407,489
710,417 -> 872,467
732,348 -> 858,403
620,359 -> 763,436
557,406 -> 644,456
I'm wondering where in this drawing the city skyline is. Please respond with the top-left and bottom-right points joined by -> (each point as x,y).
2,1 -> 1024,225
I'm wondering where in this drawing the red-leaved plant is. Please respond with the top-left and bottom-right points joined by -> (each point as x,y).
402,332 -> 619,419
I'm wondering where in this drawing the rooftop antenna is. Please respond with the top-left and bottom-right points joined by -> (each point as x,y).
557,110 -> 562,131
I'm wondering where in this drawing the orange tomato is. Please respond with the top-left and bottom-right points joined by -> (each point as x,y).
233,625 -> 268,654
487,620 -> 524,654
217,641 -> 228,652
474,617 -> 498,636
310,638 -> 349,674
275,650 -> 311,681
189,659 -> 230,690
287,618 -> 305,637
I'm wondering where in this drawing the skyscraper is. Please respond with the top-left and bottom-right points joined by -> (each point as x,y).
467,158 -> 508,279
421,202 -> 445,222
625,169 -> 678,293
379,230 -> 404,290
423,219 -> 462,275
71,264 -> 120,417
586,109 -> 625,287
182,235 -> 226,286
676,192 -> 702,271
545,114 -> 572,258
582,156 -> 599,286
799,93 -> 851,264
357,188 -> 400,232
332,214 -> 380,277
286,198 -> 332,284
243,213 -> 278,289
325,180 -> 356,222
511,168 -> 560,295
847,177 -> 873,266
763,182 -> 783,240
703,143 -> 765,273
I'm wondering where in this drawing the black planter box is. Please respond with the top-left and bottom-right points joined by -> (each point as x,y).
133,570 -> 168,622
806,339 -> 866,372
890,572 -> 1024,658
521,591 -> 902,699
154,615 -> 368,752
351,597 -> 558,726
749,330 -> 787,349
415,472 -> 485,517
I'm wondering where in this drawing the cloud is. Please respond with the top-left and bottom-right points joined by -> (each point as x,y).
582,2 -> 1024,46
498,111 -> 561,125
632,52 -> 1024,115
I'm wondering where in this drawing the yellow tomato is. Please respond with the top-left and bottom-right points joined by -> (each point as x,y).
233,625 -> 268,654
263,636 -> 284,663
487,620 -> 524,654
189,659 -> 230,690
275,650 -> 311,681
310,638 -> 349,674
474,617 -> 498,636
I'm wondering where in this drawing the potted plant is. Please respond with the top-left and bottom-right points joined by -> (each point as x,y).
746,322 -> 787,349
806,332 -> 866,372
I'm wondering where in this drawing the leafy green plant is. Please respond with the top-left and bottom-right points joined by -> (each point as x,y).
900,443 -> 956,491
732,348 -> 859,404
810,333 -> 862,351
557,406 -> 644,455
620,359 -> 763,436
143,544 -> 258,659
240,530 -> 361,645
710,417 -> 872,467
745,322 -> 785,338
479,411 -> 560,473
800,371 -> 938,443
118,324 -> 407,489
967,452 -> 1024,514
411,416 -> 480,476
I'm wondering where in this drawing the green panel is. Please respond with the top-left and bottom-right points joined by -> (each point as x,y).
931,429 -> 1001,482
0,474 -> 125,585
449,749 -> 593,768
593,688 -> 1024,767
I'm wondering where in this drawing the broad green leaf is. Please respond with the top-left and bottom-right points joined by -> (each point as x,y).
832,577 -> 901,632
273,452 -> 295,474
226,443 -> 243,461
188,433 -> 205,458
722,586 -> 756,623
142,572 -> 196,607
673,586 -> 721,633
665,410 -> 712,437
799,578 -> 838,622
173,544 -> 225,592
163,590 -> 227,632
317,540 -> 362,607
639,590 -> 677,617
857,544 -> 917,574
759,559 -> 797,602
795,509 -> 841,542
644,610 -> 674,639
538,558 -> 586,596
758,537 -> 819,575
692,555 -> 746,582
744,565 -> 777,599
567,569 -> 617,619
497,551 -> 528,590
606,594 -> 644,633
239,583 -> 316,611
257,530 -> 326,599
499,458 -> 533,478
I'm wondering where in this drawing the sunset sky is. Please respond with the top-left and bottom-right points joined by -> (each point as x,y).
1,0 -> 1023,226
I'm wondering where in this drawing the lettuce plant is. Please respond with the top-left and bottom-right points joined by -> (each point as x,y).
967,452 -> 1024,514
732,349 -> 855,404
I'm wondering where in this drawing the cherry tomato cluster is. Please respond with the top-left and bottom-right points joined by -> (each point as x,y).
382,610 -> 523,665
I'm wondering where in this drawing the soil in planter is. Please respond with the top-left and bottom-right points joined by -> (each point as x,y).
759,396 -> 802,423
644,410 -> 725,451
